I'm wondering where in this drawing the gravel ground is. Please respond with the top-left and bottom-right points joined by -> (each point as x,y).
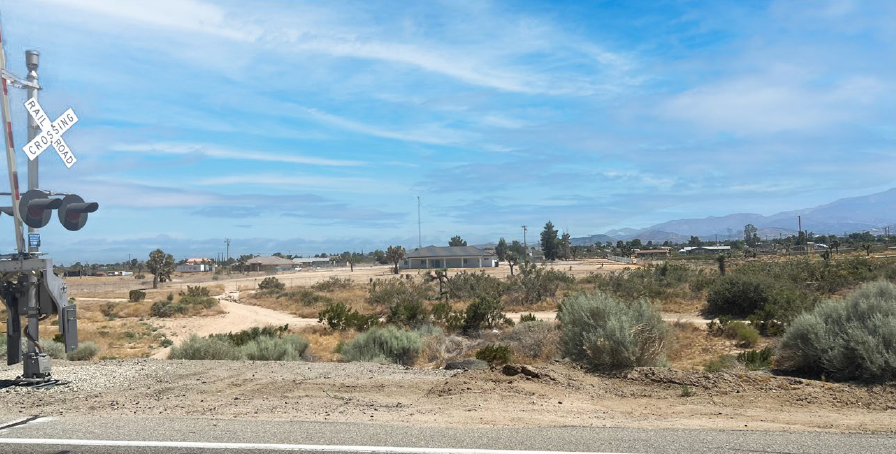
2,359 -> 895,433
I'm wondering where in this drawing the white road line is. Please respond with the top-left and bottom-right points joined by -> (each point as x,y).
0,438 -> 630,454
0,416 -> 52,432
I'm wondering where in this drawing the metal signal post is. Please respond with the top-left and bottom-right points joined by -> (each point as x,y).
0,14 -> 98,385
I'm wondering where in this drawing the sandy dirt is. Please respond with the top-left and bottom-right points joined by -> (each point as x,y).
1,360 -> 893,434
506,310 -> 712,326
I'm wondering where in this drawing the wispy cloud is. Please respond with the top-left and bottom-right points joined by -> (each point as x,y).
111,142 -> 363,167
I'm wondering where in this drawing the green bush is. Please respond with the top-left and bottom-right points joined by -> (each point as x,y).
179,286 -> 217,308
462,296 -> 507,334
581,263 -> 699,302
340,326 -> 423,365
505,263 -> 574,306
708,319 -> 760,348
169,335 -> 243,360
778,280 -> 896,381
704,354 -> 738,372
211,325 -> 290,346
150,300 -> 182,318
558,291 -> 670,369
705,274 -> 775,318
737,347 -> 774,370
447,272 -> 505,300
67,342 -> 99,361
277,289 -> 333,306
242,334 -> 309,361
368,278 -> 433,307
36,339 -> 66,359
387,298 -> 430,328
134,274 -> 145,279
129,290 -> 146,302
475,344 -> 512,365
258,277 -> 285,293
312,277 -> 353,292
318,302 -> 379,331
519,313 -> 538,323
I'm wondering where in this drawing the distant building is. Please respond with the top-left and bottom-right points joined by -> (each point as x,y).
176,264 -> 213,273
635,248 -> 672,258
292,257 -> 335,268
401,246 -> 497,269
679,246 -> 731,255
245,256 -> 295,272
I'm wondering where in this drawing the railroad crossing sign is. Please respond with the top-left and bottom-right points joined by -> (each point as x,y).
22,97 -> 77,168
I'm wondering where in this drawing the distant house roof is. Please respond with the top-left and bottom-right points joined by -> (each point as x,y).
680,246 -> 731,252
635,249 -> 670,255
293,257 -> 332,264
246,256 -> 295,266
185,258 -> 211,264
406,246 -> 493,258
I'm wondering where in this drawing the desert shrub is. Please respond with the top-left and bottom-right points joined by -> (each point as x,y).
446,272 -> 505,300
150,300 -> 182,318
704,354 -> 738,372
67,342 -> 99,361
505,263 -> 574,306
582,263 -> 698,301
312,277 -> 353,292
277,288 -> 333,306
179,286 -> 217,308
134,274 -> 146,279
737,347 -> 774,370
36,339 -> 66,359
169,335 -> 243,360
777,280 -> 896,381
431,302 -> 452,323
475,344 -> 512,365
100,302 -> 118,319
462,296 -> 508,335
211,325 -> 289,346
519,313 -> 538,323
387,298 -> 430,328
129,289 -> 146,302
558,291 -> 670,370
368,278 -> 433,307
705,274 -> 812,333
708,318 -> 760,348
258,277 -> 285,294
503,321 -> 558,361
318,302 -> 379,331
0,336 -> 6,359
340,326 -> 423,365
241,334 -> 308,361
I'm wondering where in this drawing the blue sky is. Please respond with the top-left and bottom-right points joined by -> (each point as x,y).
0,0 -> 893,263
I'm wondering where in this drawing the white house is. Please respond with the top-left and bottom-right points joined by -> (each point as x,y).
401,246 -> 497,269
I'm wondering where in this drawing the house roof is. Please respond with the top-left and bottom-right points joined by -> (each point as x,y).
246,256 -> 295,266
293,257 -> 332,263
406,246 -> 493,258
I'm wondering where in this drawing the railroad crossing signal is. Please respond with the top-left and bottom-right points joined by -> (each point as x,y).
22,97 -> 78,168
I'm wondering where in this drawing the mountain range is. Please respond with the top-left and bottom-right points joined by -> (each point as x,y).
571,187 -> 896,246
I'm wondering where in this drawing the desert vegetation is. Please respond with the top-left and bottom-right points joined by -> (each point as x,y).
169,325 -> 309,361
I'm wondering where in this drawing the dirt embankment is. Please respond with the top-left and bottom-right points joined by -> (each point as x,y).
1,360 -> 893,434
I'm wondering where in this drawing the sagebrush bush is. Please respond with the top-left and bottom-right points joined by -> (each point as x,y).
318,302 -> 379,331
340,326 -> 423,365
475,344 -> 512,364
38,339 -> 66,359
708,320 -> 760,348
211,325 -> 290,346
168,335 -> 243,360
505,263 -> 574,306
258,277 -> 285,293
242,334 -> 308,361
778,280 -> 896,381
312,277 -> 353,292
503,321 -> 559,361
581,263 -> 699,302
129,289 -> 146,302
67,342 -> 99,361
558,291 -> 670,369
704,354 -> 738,373
447,272 -> 505,300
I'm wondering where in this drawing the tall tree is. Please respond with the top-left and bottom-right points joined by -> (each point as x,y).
448,235 -> 467,247
495,238 -> 508,261
506,251 -> 520,276
744,224 -> 759,247
386,245 -> 406,274
540,221 -> 560,261
688,236 -> 702,247
146,249 -> 175,289
508,240 -> 527,258
558,232 -> 572,260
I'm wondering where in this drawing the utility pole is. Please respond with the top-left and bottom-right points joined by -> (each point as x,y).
417,196 -> 421,249
224,238 -> 231,262
522,225 -> 528,251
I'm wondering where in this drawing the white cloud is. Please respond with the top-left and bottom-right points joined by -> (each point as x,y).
112,142 -> 363,167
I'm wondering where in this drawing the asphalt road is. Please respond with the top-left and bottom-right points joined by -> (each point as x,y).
1,415 -> 895,454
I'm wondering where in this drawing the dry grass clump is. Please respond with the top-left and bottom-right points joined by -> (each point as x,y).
502,320 -> 559,363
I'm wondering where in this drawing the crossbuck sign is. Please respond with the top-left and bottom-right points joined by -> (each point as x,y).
22,97 -> 78,168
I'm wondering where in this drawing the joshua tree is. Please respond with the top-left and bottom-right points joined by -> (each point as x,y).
386,245 -> 406,274
716,254 -> 726,276
146,249 -> 175,289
